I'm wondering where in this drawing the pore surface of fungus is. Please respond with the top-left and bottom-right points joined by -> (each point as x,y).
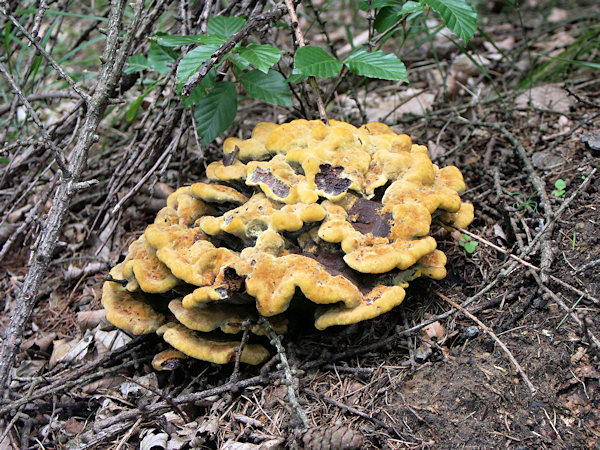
102,119 -> 473,366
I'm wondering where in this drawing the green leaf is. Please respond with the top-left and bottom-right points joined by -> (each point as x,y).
207,16 -> 246,37
241,70 -> 292,106
533,53 -> 600,70
236,44 -> 281,73
359,0 -> 403,10
147,41 -> 178,74
287,68 -> 308,83
126,82 -> 159,122
0,157 -> 9,165
345,49 -> 408,81
374,7 -> 402,33
193,82 -> 238,143
294,46 -> 343,78
373,2 -> 423,32
459,234 -> 478,254
181,69 -> 216,108
152,33 -> 206,47
124,54 -> 150,74
554,179 -> 566,190
422,0 -> 477,42
177,44 -> 220,84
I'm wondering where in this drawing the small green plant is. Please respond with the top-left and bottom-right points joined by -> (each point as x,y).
459,233 -> 478,254
552,179 -> 566,197
511,193 -> 538,216
123,0 -> 477,143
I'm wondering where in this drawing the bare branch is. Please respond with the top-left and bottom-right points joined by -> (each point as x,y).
0,0 -> 145,392
283,0 -> 328,122
0,7 -> 91,103
0,62 -> 69,174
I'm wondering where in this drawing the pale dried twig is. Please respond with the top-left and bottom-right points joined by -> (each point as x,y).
434,290 -> 537,395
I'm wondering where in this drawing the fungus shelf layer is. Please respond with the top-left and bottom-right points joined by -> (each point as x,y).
102,119 -> 474,366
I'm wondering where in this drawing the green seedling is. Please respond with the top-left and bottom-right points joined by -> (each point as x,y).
459,233 -> 478,254
511,193 -> 538,216
553,179 -> 566,197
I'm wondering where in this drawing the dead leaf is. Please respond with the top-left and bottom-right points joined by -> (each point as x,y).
81,376 -> 123,394
62,417 -> 85,436
515,84 -> 572,114
140,430 -> 168,450
423,321 -> 446,341
94,328 -> 131,356
120,372 -> 158,398
547,8 -> 568,22
77,310 -> 109,331
493,224 -> 507,242
427,140 -> 446,161
49,332 -> 94,369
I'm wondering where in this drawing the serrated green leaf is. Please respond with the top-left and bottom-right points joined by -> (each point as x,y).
155,33 -> 227,48
147,41 -> 178,74
152,33 -> 206,47
294,46 -> 343,78
373,2 -> 423,32
236,44 -> 281,73
207,16 -> 246,38
181,69 -> 216,108
374,6 -> 402,33
124,54 -> 150,74
193,82 -> 238,143
177,44 -> 220,84
422,0 -> 477,42
241,70 -> 292,106
287,68 -> 308,83
345,49 -> 408,81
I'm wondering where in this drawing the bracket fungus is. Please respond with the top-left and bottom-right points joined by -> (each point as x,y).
102,119 -> 474,367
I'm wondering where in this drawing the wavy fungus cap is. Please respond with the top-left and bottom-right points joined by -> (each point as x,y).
102,119 -> 474,366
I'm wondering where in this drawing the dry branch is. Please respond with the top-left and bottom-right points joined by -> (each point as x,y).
0,0 -> 145,392
434,290 -> 537,395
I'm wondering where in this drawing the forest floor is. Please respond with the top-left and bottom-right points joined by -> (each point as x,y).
1,0 -> 599,449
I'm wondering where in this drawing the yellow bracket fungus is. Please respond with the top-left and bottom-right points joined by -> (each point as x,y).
102,119 -> 474,367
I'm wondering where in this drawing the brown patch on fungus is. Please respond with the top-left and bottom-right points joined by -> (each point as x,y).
314,164 -> 352,197
248,167 -> 291,199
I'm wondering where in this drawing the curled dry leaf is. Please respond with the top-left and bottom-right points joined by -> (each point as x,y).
94,328 -> 132,356
423,321 -> 446,341
140,430 -> 168,450
119,372 -> 158,398
49,333 -> 94,369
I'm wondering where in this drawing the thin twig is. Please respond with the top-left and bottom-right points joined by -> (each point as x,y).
260,316 -> 309,428
433,290 -> 537,395
283,0 -> 328,122
0,62 -> 69,174
530,271 -> 600,354
454,226 -> 599,305
120,375 -> 189,422
305,388 -> 397,435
